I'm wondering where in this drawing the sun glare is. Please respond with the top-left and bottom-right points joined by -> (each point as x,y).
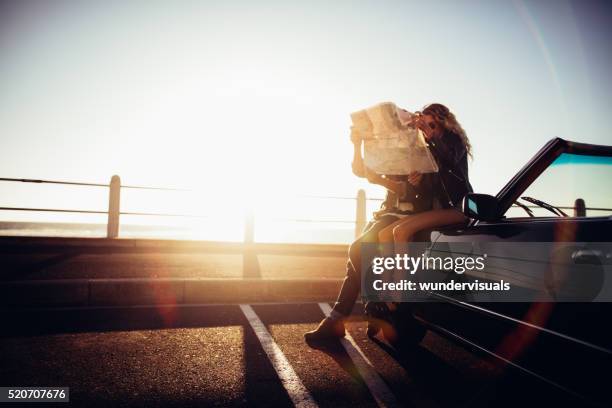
2,1 -> 610,243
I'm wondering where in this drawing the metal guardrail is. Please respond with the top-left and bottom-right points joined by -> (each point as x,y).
2,176 -> 610,241
0,176 -> 383,240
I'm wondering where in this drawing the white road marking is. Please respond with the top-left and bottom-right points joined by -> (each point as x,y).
240,304 -> 319,408
318,302 -> 401,408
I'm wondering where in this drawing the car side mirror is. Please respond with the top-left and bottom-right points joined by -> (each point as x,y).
462,193 -> 499,221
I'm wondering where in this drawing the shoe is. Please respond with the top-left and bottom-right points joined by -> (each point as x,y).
304,317 -> 345,344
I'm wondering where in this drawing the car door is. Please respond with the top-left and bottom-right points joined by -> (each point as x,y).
411,139 -> 612,405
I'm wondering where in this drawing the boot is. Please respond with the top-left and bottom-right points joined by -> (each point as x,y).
304,317 -> 345,344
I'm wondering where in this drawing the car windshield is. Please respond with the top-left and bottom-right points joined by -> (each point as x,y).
506,152 -> 612,218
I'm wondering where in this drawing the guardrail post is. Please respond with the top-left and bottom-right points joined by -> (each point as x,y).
355,189 -> 366,238
107,175 -> 121,238
574,198 -> 586,217
244,210 -> 254,244
243,210 -> 260,277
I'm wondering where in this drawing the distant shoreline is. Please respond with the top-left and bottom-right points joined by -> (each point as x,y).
0,220 -> 353,244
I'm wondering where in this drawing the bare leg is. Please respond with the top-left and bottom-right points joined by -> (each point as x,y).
377,217 -> 408,258
392,209 -> 466,241
376,218 -> 411,304
392,209 -> 467,255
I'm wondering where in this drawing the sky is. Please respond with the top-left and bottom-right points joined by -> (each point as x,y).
0,0 -> 611,236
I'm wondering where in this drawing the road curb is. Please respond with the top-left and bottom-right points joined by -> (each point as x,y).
0,278 -> 344,308
0,236 -> 349,257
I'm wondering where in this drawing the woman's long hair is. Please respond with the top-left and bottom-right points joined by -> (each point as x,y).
422,103 -> 473,159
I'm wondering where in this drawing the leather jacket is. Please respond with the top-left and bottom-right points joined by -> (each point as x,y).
396,130 -> 472,210
427,131 -> 473,208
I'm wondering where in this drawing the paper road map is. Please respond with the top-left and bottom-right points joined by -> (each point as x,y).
350,102 -> 439,175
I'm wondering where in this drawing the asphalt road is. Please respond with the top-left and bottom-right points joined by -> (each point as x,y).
0,303 -> 584,407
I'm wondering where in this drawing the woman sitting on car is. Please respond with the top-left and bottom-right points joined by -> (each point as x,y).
377,103 -> 473,248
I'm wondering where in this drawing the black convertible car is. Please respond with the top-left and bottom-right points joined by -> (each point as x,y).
392,137 -> 612,406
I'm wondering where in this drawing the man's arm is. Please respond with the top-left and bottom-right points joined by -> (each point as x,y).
352,140 -> 366,178
351,128 -> 366,178
350,128 -> 405,195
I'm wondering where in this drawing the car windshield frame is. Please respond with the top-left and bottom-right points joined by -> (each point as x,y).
495,138 -> 612,218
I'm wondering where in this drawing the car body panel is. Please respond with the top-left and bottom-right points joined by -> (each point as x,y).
404,138 -> 612,405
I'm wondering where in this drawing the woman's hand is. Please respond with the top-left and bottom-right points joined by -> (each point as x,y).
401,111 -> 419,129
407,171 -> 423,186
